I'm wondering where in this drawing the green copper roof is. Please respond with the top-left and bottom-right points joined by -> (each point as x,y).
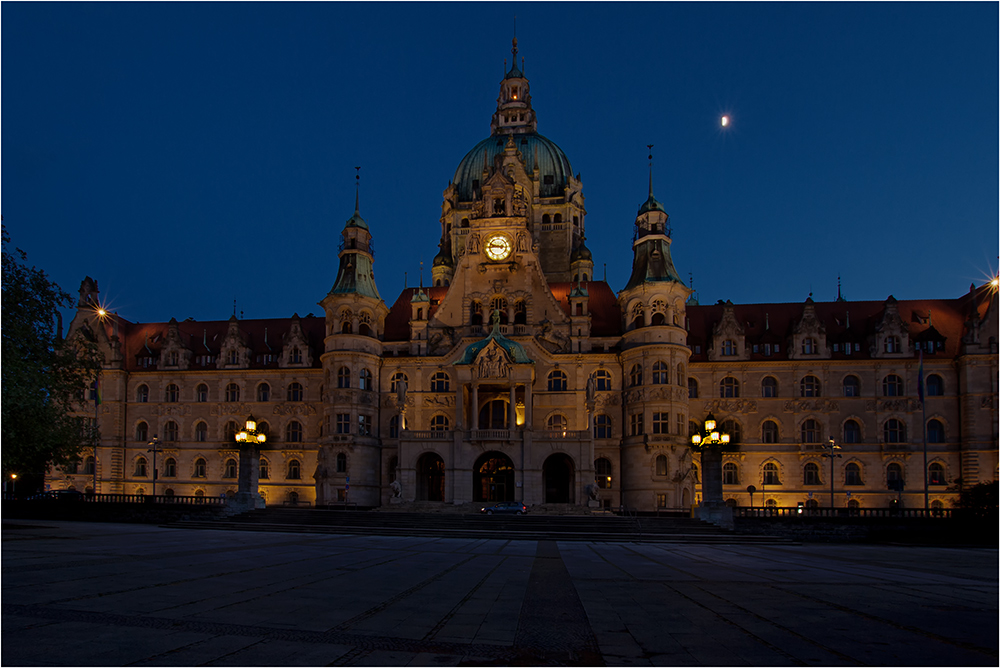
455,312 -> 533,365
330,252 -> 381,300
623,237 -> 683,291
637,193 -> 666,215
453,133 -> 572,201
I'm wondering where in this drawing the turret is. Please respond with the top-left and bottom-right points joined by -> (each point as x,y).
490,37 -> 537,136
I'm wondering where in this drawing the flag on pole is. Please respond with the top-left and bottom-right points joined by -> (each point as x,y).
917,349 -> 924,404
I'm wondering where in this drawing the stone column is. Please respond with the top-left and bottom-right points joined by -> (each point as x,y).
232,443 -> 265,511
455,383 -> 464,429
471,383 -> 479,430
509,385 -> 516,431
697,446 -> 732,528
525,382 -> 532,428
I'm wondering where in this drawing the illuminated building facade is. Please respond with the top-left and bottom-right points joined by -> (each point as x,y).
59,41 -> 999,512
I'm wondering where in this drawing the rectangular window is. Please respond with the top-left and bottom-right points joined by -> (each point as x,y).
774,344 -> 780,353
358,415 -> 372,436
652,412 -> 669,434
676,413 -> 684,436
833,344 -> 839,352
694,345 -> 702,354
752,344 -> 759,353
630,413 -> 644,436
763,343 -> 772,356
336,414 -> 350,434
656,494 -> 667,509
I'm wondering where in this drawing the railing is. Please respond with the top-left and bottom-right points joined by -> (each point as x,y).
401,429 -> 452,440
535,429 -> 589,440
736,506 -> 952,519
21,492 -> 227,506
470,429 -> 512,440
512,324 -> 527,336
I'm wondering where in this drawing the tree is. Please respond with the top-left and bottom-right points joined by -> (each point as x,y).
2,226 -> 103,479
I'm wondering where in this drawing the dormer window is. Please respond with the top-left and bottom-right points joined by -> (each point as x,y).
291,347 -> 302,364
493,198 -> 505,215
227,350 -> 238,365
721,340 -> 736,356
884,335 -> 901,353
802,337 -> 817,355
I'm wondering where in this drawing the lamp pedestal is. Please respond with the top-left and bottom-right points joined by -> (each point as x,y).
230,443 -> 265,512
696,445 -> 734,529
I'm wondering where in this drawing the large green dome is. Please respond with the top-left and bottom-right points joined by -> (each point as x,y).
453,133 -> 572,201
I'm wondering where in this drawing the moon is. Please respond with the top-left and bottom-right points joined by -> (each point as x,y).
720,115 -> 730,127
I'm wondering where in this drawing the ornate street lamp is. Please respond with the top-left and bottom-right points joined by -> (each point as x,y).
147,435 -> 162,498
820,439 -> 842,510
232,415 -> 267,510
690,412 -> 735,523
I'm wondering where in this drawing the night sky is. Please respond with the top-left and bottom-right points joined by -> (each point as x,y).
3,3 -> 997,326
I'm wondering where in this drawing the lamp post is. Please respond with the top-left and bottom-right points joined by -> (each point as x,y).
6,473 -> 18,498
147,435 -> 162,499
233,414 -> 267,510
690,412 -> 733,527
820,439 -> 842,511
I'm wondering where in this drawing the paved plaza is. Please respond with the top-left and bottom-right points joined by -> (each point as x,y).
2,520 -> 997,666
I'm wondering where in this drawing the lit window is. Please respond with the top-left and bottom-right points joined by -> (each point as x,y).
595,458 -> 612,489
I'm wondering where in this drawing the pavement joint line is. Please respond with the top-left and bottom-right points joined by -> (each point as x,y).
772,584 -> 1000,658
423,555 -> 509,643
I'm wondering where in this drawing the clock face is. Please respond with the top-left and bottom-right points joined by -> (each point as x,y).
484,234 -> 512,261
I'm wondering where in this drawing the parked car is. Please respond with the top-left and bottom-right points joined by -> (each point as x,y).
479,501 -> 528,515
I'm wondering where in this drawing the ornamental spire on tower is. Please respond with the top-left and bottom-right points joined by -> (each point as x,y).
491,35 -> 536,135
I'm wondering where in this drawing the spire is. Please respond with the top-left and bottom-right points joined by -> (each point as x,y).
354,166 -> 361,214
637,145 -> 666,217
647,144 -> 654,199
492,36 -> 535,135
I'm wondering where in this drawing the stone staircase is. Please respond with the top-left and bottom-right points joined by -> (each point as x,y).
168,507 -> 794,543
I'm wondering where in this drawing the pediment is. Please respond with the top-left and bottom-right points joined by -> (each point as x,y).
474,340 -> 512,379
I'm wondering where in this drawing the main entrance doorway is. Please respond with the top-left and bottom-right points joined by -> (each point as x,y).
416,452 -> 445,502
474,451 -> 515,502
543,453 -> 575,503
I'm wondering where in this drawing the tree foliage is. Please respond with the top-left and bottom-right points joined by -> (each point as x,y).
2,226 -> 103,476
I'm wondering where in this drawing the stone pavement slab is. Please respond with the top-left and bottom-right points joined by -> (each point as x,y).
2,520 -> 997,666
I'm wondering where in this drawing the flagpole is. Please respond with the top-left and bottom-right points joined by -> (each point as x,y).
94,370 -> 100,495
918,350 -> 928,511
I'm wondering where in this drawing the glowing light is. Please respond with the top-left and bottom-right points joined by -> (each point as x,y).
97,308 -> 107,317
720,115 -> 730,127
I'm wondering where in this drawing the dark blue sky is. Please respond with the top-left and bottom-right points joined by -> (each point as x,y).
3,2 -> 997,325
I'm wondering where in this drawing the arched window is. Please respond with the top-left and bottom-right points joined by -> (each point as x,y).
762,462 -> 780,485
884,335 -> 901,353
163,458 -> 176,478
927,419 -> 945,443
800,375 -> 821,397
720,419 -> 742,444
723,462 -> 739,485
886,463 -> 903,487
287,459 -> 301,480
430,415 -> 449,431
163,421 -> 178,442
928,462 -> 945,485
195,421 -> 208,442
843,419 -> 861,444
761,376 -> 778,398
336,452 -> 347,473
926,374 -> 944,396
801,419 -> 820,443
513,300 -> 527,325
630,304 -> 644,329
652,361 -> 668,384
594,414 -> 612,439
286,421 -> 303,443
135,421 -> 148,442
843,375 -> 860,397
688,378 -> 698,399
804,462 -> 820,485
721,340 -> 736,356
845,462 -> 863,486
258,422 -> 270,438
802,337 -> 818,355
193,458 -> 207,478
136,384 -> 149,403
196,383 -> 208,402
287,382 -> 304,401
655,455 -> 668,476
225,383 -> 240,402
593,369 -> 612,391
547,369 -> 568,391
80,456 -> 94,475
761,420 -> 779,444
547,414 -> 568,431
359,369 -> 373,391
595,458 -> 612,489
882,374 -> 904,397
431,372 -> 450,392
165,383 -> 179,402
720,377 -> 739,398
389,415 -> 401,438
134,457 -> 148,477
257,383 -> 270,402
222,420 -> 236,442
470,300 -> 483,326
883,419 -> 906,443
223,458 -> 238,478
629,364 -> 643,387
337,367 -> 351,388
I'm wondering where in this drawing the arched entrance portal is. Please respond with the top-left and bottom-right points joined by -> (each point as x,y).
478,399 -> 508,429
474,452 -> 515,502
416,452 -> 445,502
543,453 -> 575,503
